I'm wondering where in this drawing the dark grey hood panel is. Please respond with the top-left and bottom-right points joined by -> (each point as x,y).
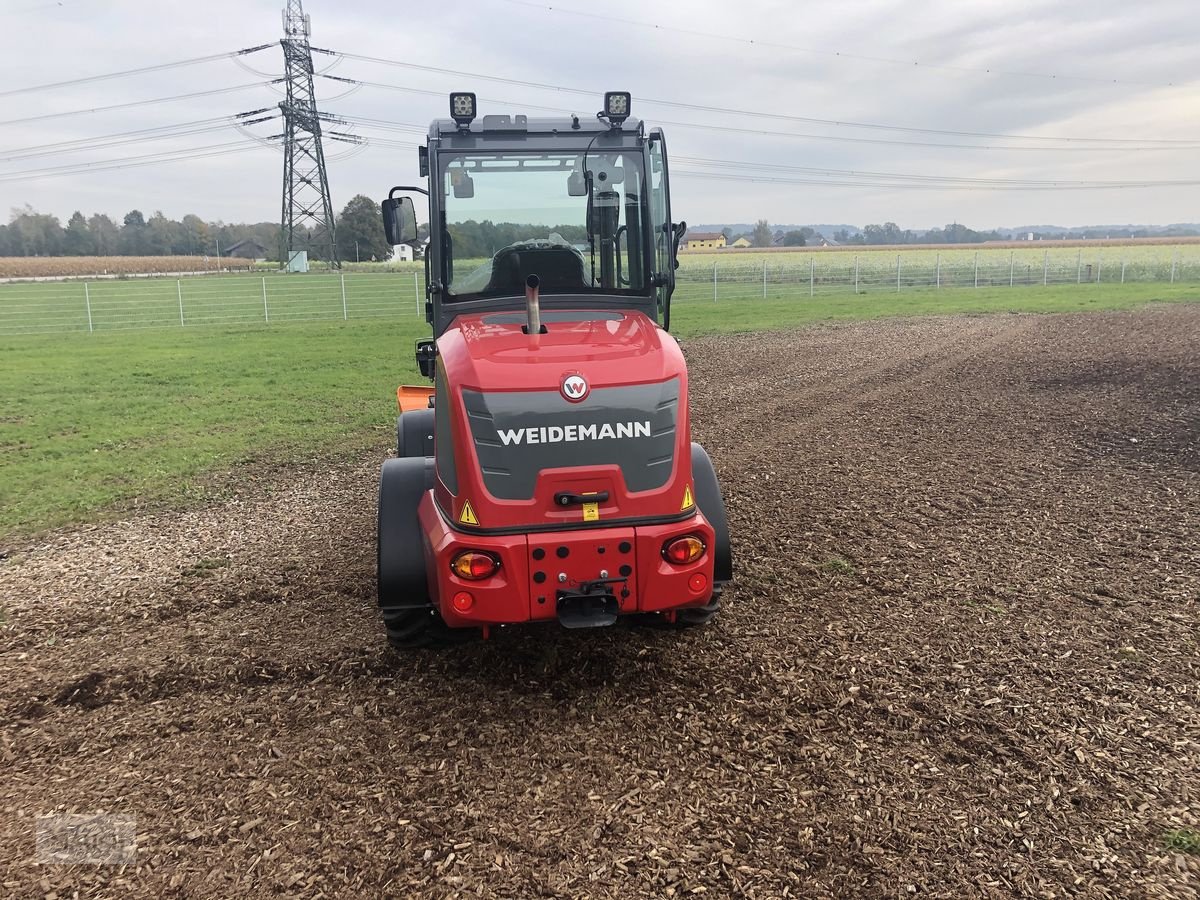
462,379 -> 679,500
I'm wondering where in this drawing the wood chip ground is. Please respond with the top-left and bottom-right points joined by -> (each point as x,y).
1,307 -> 1197,898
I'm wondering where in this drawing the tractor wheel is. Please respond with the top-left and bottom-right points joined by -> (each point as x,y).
396,408 -> 434,458
381,607 -> 476,650
377,457 -> 474,649
691,442 -> 733,586
637,444 -> 732,630
675,589 -> 722,626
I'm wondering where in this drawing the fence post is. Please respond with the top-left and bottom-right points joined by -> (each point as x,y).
1076,248 -> 1082,284
414,272 -> 421,315
1096,256 -> 1102,284
177,279 -> 185,326
935,253 -> 941,290
896,254 -> 901,293
712,262 -> 717,302
84,282 -> 93,333
340,273 -> 348,320
762,260 -> 767,299
262,276 -> 269,323
1009,251 -> 1015,288
1043,250 -> 1049,286
809,257 -> 814,297
854,255 -> 859,294
1121,259 -> 1126,284
974,251 -> 979,289
1170,253 -> 1177,283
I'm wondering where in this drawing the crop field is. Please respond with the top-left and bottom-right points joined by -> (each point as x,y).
0,255 -> 254,279
1,304 -> 1197,897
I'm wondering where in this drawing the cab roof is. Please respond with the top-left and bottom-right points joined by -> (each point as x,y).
429,115 -> 645,139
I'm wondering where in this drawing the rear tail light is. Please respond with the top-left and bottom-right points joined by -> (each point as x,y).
452,591 -> 475,612
662,535 -> 706,565
450,550 -> 500,580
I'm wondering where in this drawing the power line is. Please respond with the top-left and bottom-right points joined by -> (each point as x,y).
673,169 -> 1200,192
0,140 -> 270,183
495,0 -> 1181,89
312,51 -> 1198,145
0,113 -> 278,162
655,117 -> 1200,153
0,44 -> 276,98
676,156 -> 1200,188
0,81 -> 282,127
322,80 -> 1200,154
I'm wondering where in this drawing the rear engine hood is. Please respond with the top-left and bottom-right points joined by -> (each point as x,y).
438,309 -> 682,390
434,309 -> 694,531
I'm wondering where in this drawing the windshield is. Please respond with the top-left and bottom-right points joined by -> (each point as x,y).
440,150 -> 649,300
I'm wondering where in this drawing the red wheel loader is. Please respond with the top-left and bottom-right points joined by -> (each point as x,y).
377,91 -> 732,649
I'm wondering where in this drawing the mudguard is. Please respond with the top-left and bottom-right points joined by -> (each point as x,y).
691,442 -> 732,584
377,457 -> 435,610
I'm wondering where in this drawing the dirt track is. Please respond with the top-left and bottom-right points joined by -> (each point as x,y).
2,306 -> 1198,898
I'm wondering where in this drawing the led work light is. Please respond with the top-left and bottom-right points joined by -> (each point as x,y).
603,91 -> 631,125
449,92 -> 477,126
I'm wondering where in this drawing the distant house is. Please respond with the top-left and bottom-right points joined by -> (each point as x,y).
394,243 -> 414,263
683,231 -> 726,250
225,238 -> 268,259
814,234 -> 839,247
729,236 -> 752,248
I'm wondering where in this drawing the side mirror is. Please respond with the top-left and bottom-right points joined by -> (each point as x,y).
382,196 -> 418,245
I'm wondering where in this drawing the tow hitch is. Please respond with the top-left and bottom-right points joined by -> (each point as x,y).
556,578 -> 629,629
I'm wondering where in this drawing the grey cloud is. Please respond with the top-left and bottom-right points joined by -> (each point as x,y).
1,0 -> 1197,230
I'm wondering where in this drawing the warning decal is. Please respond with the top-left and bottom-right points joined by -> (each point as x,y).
681,484 -> 694,510
582,502 -> 599,522
459,500 -> 479,526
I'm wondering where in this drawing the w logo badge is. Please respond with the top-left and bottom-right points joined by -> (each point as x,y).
561,373 -> 589,403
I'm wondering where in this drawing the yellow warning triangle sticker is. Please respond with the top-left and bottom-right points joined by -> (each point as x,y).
459,500 -> 479,526
681,484 -> 694,510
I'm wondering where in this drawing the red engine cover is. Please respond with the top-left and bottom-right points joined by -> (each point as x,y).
432,309 -> 696,534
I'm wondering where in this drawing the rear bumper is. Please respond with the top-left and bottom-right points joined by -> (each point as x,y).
416,493 -> 716,628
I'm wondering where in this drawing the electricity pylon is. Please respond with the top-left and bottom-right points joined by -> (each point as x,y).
278,0 -> 339,269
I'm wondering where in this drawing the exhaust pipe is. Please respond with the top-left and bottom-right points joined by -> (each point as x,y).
525,273 -> 542,336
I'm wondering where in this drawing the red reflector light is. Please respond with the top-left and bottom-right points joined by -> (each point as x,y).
662,535 -> 705,565
452,590 -> 475,612
688,573 -> 708,593
450,550 -> 500,580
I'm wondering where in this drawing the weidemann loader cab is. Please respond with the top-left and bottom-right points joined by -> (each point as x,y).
377,91 -> 732,648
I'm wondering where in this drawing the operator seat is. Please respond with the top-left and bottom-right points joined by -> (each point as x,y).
486,246 -> 587,293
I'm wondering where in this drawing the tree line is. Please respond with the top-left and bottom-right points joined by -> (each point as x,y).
722,221 -> 1016,247
832,222 -> 1006,245
0,194 -> 398,262
445,221 -> 588,259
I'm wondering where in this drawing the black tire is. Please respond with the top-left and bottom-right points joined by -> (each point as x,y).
691,442 -> 733,586
381,606 -> 476,650
396,408 -> 434,458
637,445 -> 731,629
676,589 -> 722,626
377,457 -> 474,649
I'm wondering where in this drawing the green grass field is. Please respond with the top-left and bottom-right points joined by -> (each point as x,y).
1,282 -> 1196,540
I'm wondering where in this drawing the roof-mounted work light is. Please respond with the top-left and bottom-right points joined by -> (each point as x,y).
603,91 -> 631,126
450,92 -> 477,127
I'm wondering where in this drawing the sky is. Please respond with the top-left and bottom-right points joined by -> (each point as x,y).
1,0 -> 1198,231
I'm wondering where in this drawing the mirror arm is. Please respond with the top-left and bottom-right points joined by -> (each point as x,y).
389,185 -> 429,198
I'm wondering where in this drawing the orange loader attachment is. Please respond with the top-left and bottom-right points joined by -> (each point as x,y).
397,385 -> 435,412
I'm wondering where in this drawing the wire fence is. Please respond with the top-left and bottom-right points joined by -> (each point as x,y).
0,272 -> 426,335
0,253 -> 1196,335
675,251 -> 1199,303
